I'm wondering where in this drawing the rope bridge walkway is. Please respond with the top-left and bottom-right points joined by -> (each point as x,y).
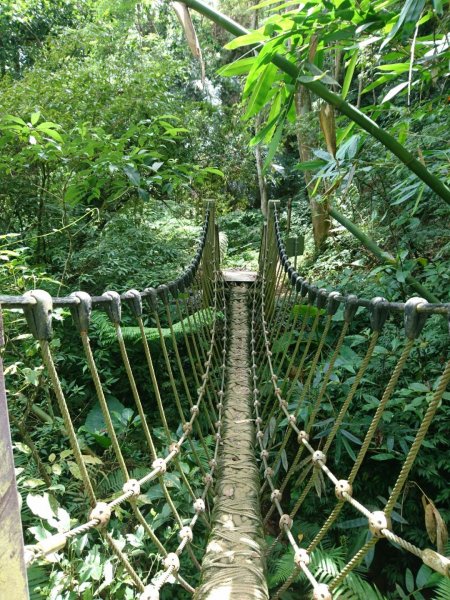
0,200 -> 449,599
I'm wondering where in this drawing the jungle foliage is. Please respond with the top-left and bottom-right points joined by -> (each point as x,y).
0,0 -> 449,599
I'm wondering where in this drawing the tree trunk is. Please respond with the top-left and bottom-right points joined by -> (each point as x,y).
295,88 -> 330,249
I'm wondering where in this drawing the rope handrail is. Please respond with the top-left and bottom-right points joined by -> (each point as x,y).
0,204 -> 212,310
271,203 -> 450,317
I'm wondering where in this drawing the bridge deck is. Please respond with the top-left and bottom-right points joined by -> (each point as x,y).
194,286 -> 269,600
222,269 -> 257,284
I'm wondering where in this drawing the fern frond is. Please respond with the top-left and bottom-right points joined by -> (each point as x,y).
90,309 -> 222,346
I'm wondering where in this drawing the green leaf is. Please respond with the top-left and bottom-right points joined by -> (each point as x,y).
30,112 -> 41,125
295,159 -> 327,171
85,398 -> 126,433
264,111 -> 286,169
432,0 -> 443,15
381,81 -> 409,104
225,31 -> 268,50
341,429 -> 362,445
38,126 -> 64,143
377,63 -> 411,74
203,167 -> 224,177
123,164 -> 141,186
3,115 -> 27,126
243,63 -> 278,120
342,50 -> 358,100
217,57 -> 256,77
382,0 -> 426,47
405,568 -> 414,593
371,453 -> 395,461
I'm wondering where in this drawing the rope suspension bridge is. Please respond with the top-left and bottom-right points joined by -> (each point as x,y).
1,200 -> 449,599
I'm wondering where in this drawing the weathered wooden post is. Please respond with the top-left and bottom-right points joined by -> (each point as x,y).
0,308 -> 29,599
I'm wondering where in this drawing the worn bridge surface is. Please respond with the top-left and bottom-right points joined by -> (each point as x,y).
194,286 -> 268,600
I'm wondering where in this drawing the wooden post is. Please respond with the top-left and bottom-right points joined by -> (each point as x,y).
0,308 -> 29,599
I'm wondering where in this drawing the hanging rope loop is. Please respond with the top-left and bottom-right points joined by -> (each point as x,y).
123,289 -> 143,317
404,297 -> 428,339
370,296 -> 389,331
70,291 -> 92,332
102,291 -> 121,324
23,290 -> 53,340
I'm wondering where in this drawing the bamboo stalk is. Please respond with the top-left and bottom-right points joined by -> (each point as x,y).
180,0 -> 450,206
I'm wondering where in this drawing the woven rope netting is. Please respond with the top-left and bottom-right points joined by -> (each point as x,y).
0,200 -> 449,599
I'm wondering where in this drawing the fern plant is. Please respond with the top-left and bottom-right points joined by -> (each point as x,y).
269,545 -> 387,599
90,308 -> 222,347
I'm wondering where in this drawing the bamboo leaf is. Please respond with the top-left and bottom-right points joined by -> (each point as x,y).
225,31 -> 268,50
243,63 -> 278,120
382,0 -> 426,47
381,81 -> 409,104
173,2 -> 201,58
217,57 -> 256,76
342,50 -> 358,100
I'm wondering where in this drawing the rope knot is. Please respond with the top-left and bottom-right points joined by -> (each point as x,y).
89,502 -> 111,528
194,498 -> 205,513
288,414 -> 296,424
271,489 -> 281,502
279,514 -> 293,530
152,458 -> 167,474
255,417 -> 263,426
139,585 -> 159,600
203,473 -> 213,485
264,467 -> 274,478
278,398 -> 287,409
163,553 -> 180,572
260,449 -> 269,459
183,423 -> 193,434
209,458 -> 217,468
313,583 -> 332,600
294,548 -> 310,567
190,405 -> 199,415
214,420 -> 221,429
272,374 -> 278,383
122,479 -> 140,498
335,480 -> 352,500
179,526 -> 193,542
256,430 -> 264,439
218,390 -> 224,397
312,450 -> 326,466
297,431 -> 309,443
254,400 -> 261,408
369,511 -> 392,538
169,442 -> 180,456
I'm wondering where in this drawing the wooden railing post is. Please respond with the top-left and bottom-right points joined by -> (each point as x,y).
0,308 -> 29,599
